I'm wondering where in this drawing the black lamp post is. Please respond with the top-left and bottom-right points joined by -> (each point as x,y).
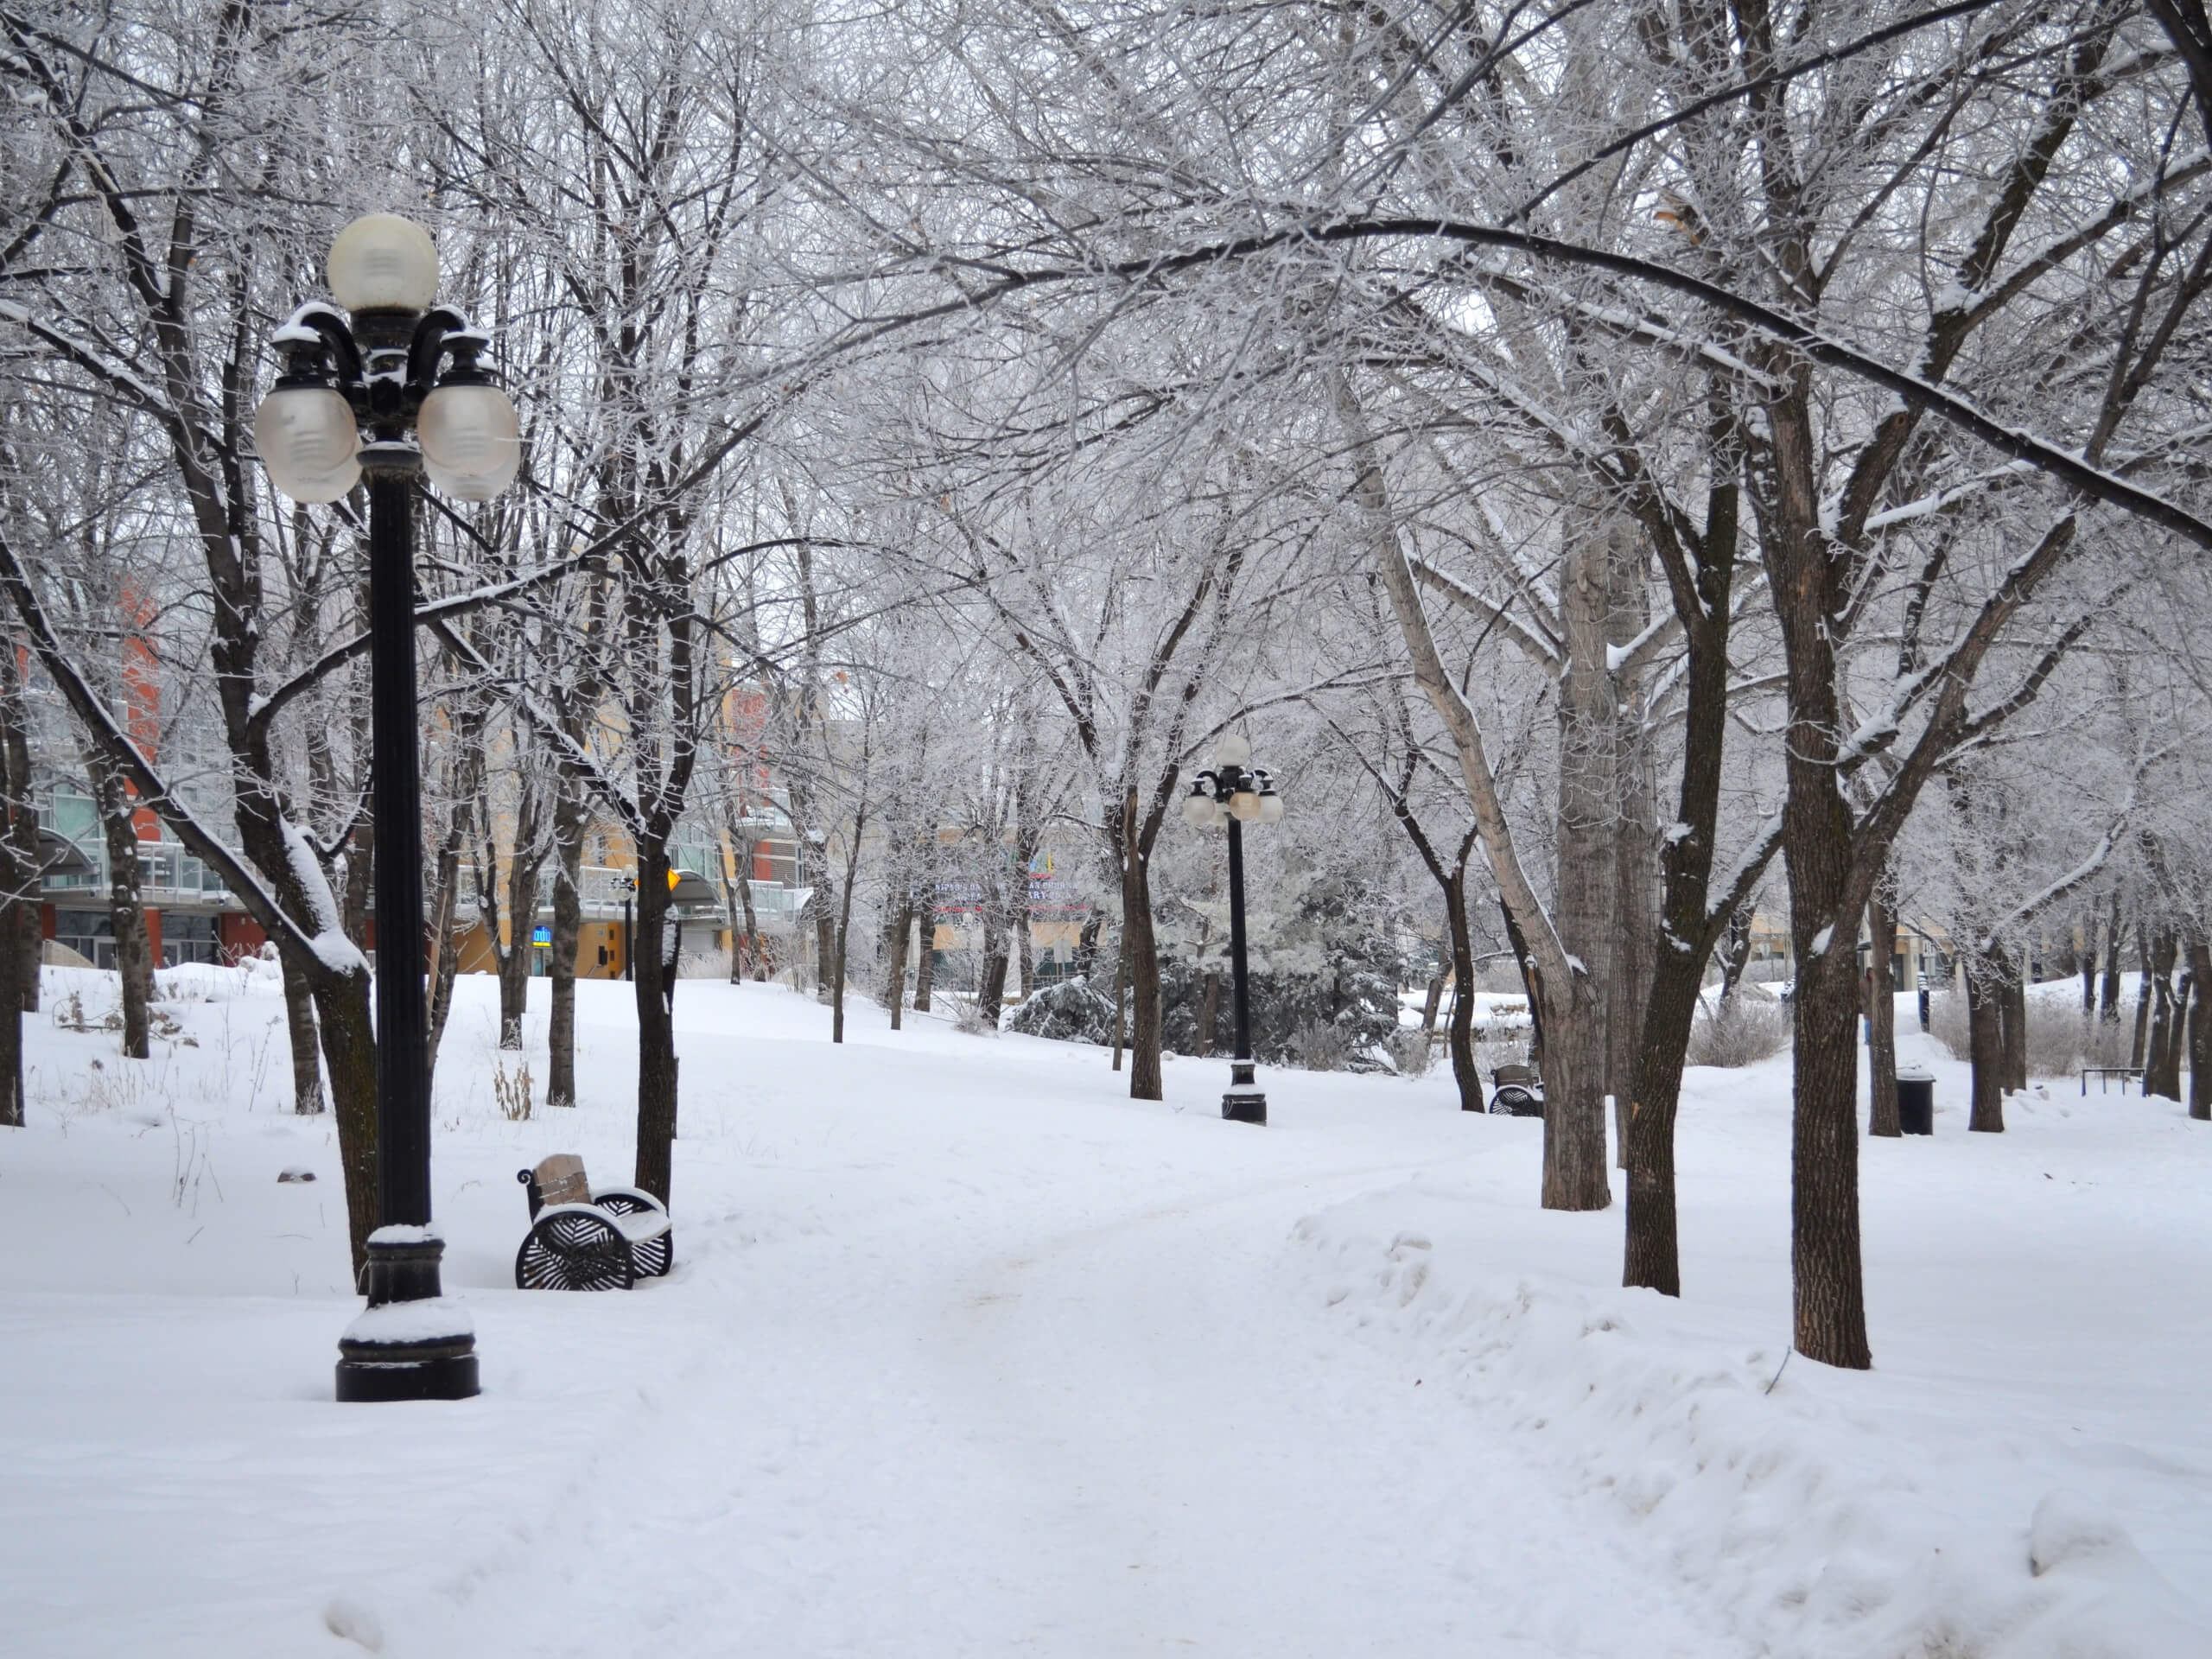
1181,733 -> 1284,1125
257,213 -> 519,1402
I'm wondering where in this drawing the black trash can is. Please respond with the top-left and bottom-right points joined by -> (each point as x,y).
1895,1066 -> 1935,1135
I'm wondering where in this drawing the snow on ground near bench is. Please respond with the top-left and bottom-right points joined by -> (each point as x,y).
0,969 -> 2206,1657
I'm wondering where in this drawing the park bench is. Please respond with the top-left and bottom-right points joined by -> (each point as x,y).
1488,1064 -> 1545,1117
514,1154 -> 673,1291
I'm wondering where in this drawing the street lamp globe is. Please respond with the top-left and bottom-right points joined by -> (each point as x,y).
1228,785 -> 1262,820
1214,731 -> 1251,768
417,382 -> 521,500
1181,782 -> 1217,825
327,213 -> 440,313
1256,782 -> 1284,824
254,385 -> 361,503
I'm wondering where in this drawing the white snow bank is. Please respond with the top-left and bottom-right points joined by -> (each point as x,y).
1291,1178 -> 2210,1657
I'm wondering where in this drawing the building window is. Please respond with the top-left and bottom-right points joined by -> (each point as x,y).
163,913 -> 219,967
53,909 -> 114,969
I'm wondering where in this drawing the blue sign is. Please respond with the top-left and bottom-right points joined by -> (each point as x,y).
531,925 -> 553,947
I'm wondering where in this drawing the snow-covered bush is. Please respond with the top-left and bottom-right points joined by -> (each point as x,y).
1004,977 -> 1119,1044
953,994 -> 1001,1036
1388,1027 -> 1436,1077
1289,1019 -> 1349,1071
1686,995 -> 1789,1068
1927,992 -> 2128,1077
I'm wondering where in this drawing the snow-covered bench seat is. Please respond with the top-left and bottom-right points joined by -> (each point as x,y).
515,1154 -> 674,1290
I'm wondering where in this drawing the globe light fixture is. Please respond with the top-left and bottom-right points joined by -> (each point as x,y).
253,385 -> 361,503
327,213 -> 441,314
418,380 -> 521,501
1183,736 -> 1287,1125
257,210 -> 522,1404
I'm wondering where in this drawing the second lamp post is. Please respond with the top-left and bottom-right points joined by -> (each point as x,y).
1182,734 -> 1284,1124
257,213 -> 520,1402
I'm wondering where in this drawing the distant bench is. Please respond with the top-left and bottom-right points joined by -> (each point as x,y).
515,1154 -> 673,1290
2080,1066 -> 2142,1096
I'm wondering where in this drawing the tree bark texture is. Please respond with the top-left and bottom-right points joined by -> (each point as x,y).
2000,959 -> 2029,1095
885,898 -> 912,1030
632,848 -> 678,1205
2188,940 -> 2210,1121
1866,894 -> 1900,1138
1444,870 -> 1481,1113
913,906 -> 937,1011
1546,512 -> 1628,1207
1621,410 -> 1749,1296
2099,892 -> 2123,1021
87,750 -> 154,1059
1765,372 -> 1873,1370
2133,925 -> 2154,1066
1967,961 -> 2006,1132
1121,836 -> 1164,1101
0,644 -> 31,1127
2145,931 -> 2181,1099
546,772 -> 586,1108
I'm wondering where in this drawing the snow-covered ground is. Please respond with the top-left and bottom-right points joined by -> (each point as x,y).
2,967 -> 2206,1656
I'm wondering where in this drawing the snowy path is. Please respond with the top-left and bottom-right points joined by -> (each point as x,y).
417,1033 -> 1737,1658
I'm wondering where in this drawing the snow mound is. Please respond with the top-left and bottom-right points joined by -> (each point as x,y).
1289,1179 -> 2208,1658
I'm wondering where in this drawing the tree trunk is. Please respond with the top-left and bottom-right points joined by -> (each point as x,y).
1499,899 -> 1543,1074
1967,960 -> 2006,1132
976,897 -> 1008,1030
812,861 -> 837,1002
1606,699 -> 1657,1171
1111,913 -> 1128,1072
632,846 -> 678,1205
1867,893 -> 1900,1137
2000,953 -> 2030,1095
0,644 -> 30,1127
2132,925 -> 2154,1066
2162,972 -> 2194,1101
1547,515 -> 1626,1208
913,905 -> 937,1011
1198,970 -> 1222,1056
831,808 -> 866,1046
2099,891 -> 2123,1021
2145,931 -> 2178,1098
87,751 -> 154,1059
1419,973 -> 1443,1039
1621,423 -> 1746,1296
546,772 -> 585,1108
1444,871 -> 1480,1112
1717,902 -> 1756,1001
2188,939 -> 2210,1122
885,896 -> 912,1031
277,951 -> 326,1116
493,796 -> 548,1051
1764,358 -> 1875,1368
1121,802 -> 1164,1102
308,965 -> 380,1274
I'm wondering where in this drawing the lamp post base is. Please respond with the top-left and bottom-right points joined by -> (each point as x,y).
1222,1089 -> 1268,1125
334,1230 -> 479,1402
